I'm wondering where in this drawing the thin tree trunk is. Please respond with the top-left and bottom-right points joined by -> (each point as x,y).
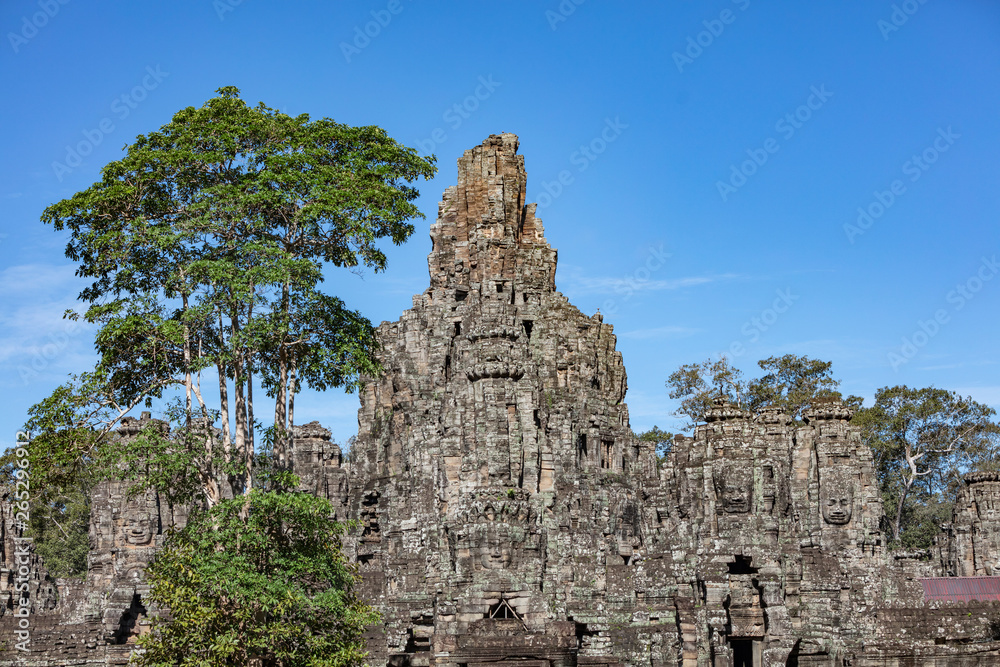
230,304 -> 249,491
893,476 -> 915,543
894,444 -> 919,542
246,282 -> 256,458
233,356 -> 248,495
248,368 -> 255,457
272,281 -> 291,468
217,362 -> 232,455
217,308 -> 233,453
274,342 -> 287,433
288,354 -> 297,432
182,289 -> 192,427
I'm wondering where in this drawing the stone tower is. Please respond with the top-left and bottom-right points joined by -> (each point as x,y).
948,472 -> 1000,576
345,133 -> 657,665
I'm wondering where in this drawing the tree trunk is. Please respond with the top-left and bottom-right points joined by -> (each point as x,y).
288,354 -> 296,432
246,285 -> 256,460
273,280 -> 290,468
233,355 -> 248,494
217,308 -> 233,454
182,289 -> 192,427
894,444 -> 920,542
229,302 -> 250,495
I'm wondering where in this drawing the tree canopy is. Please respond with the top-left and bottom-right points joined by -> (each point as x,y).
29,86 -> 437,504
855,385 -> 1000,548
665,354 -> 859,427
136,489 -> 376,667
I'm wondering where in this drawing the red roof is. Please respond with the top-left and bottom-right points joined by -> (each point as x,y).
920,577 -> 1000,602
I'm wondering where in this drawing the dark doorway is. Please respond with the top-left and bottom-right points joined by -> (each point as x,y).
727,555 -> 759,575
730,639 -> 754,667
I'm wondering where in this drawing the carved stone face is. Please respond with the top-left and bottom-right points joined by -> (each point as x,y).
481,540 -> 513,570
479,525 -> 514,569
821,476 -> 854,525
125,515 -> 153,546
715,463 -> 752,514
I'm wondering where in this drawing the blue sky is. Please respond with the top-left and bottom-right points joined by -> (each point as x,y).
2,1 -> 999,448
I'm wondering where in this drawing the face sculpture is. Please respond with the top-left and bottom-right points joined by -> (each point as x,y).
821,474 -> 854,525
715,463 -> 752,514
125,515 -> 153,546
479,525 -> 515,570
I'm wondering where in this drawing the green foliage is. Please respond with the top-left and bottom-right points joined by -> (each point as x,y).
31,86 -> 436,502
136,490 -> 377,667
746,354 -> 857,421
0,447 -> 91,578
22,371 -> 116,492
30,486 -> 91,579
666,357 -> 745,426
855,385 -> 1000,548
666,354 -> 858,428
635,426 -> 674,465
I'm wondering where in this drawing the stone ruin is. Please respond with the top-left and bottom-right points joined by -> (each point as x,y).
3,134 -> 1000,666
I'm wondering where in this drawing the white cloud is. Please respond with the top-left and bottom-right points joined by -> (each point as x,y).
0,263 -> 82,296
0,263 -> 95,385
556,264 -> 740,296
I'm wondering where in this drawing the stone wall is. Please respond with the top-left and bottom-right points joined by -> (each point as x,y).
3,135 -> 1000,666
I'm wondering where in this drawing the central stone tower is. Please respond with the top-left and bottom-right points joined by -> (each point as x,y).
346,133 -> 655,665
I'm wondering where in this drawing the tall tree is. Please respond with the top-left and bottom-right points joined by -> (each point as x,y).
29,87 -> 436,504
855,386 -> 1000,547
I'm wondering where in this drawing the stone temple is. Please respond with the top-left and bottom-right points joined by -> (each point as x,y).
3,134 -> 1000,666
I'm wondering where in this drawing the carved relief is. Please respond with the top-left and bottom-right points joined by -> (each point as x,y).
117,490 -> 159,548
464,316 -> 527,382
124,515 -> 153,547
479,525 -> 516,570
715,461 -> 753,514
821,470 -> 854,525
